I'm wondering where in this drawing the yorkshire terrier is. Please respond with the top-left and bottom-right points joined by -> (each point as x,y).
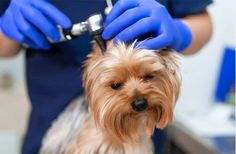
40,41 -> 181,154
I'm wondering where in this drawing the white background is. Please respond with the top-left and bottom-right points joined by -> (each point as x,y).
176,0 -> 235,114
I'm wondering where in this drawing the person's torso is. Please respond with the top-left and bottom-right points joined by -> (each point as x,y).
26,0 -> 169,109
26,0 -> 116,107
23,1 -> 169,154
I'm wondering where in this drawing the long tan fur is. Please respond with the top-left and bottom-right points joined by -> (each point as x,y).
40,42 -> 181,154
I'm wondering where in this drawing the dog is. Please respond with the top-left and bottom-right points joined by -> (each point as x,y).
40,41 -> 181,154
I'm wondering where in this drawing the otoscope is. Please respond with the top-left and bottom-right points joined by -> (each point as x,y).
24,13 -> 106,52
31,0 -> 114,52
57,0 -> 114,52
54,13 -> 106,52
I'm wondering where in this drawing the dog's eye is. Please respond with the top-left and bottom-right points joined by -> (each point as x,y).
144,75 -> 154,81
111,83 -> 123,90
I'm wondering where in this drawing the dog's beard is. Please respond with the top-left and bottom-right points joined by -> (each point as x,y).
83,42 -> 180,143
86,73 -> 177,142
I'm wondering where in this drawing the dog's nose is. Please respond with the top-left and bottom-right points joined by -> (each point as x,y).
131,98 -> 148,112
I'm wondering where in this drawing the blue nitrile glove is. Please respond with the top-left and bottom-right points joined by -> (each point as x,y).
102,0 -> 192,52
0,0 -> 71,50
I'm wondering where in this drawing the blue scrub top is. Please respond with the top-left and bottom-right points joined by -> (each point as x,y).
0,0 -> 212,153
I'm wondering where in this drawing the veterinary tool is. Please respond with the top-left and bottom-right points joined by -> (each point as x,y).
55,13 -> 106,52
59,13 -> 103,42
62,0 -> 113,43
62,13 -> 106,52
24,13 -> 107,52
26,0 -> 114,51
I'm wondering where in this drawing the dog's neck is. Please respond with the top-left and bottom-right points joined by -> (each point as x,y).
65,113 -> 152,154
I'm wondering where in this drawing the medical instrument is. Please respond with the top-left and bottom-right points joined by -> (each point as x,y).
62,13 -> 106,52
44,0 -> 114,52
24,13 -> 107,52
50,0 -> 114,51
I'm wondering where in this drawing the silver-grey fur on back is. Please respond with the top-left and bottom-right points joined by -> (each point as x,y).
39,96 -> 88,154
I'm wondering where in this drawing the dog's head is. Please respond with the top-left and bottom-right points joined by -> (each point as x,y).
83,42 -> 181,142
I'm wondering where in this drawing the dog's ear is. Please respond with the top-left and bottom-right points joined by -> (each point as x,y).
156,49 -> 179,74
83,40 -> 113,89
89,40 -> 113,58
156,49 -> 181,107
90,41 -> 103,57
106,40 -> 113,48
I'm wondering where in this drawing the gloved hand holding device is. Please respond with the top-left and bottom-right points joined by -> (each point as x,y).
0,0 -> 71,50
102,0 -> 192,52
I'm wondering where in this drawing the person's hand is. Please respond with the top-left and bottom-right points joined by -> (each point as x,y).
0,0 -> 71,50
102,0 -> 192,52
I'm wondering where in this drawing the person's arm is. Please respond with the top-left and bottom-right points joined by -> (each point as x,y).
0,0 -> 71,52
0,32 -> 22,57
102,0 -> 212,55
181,11 -> 212,55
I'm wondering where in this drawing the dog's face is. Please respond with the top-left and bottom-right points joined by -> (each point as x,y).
83,42 -> 180,142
